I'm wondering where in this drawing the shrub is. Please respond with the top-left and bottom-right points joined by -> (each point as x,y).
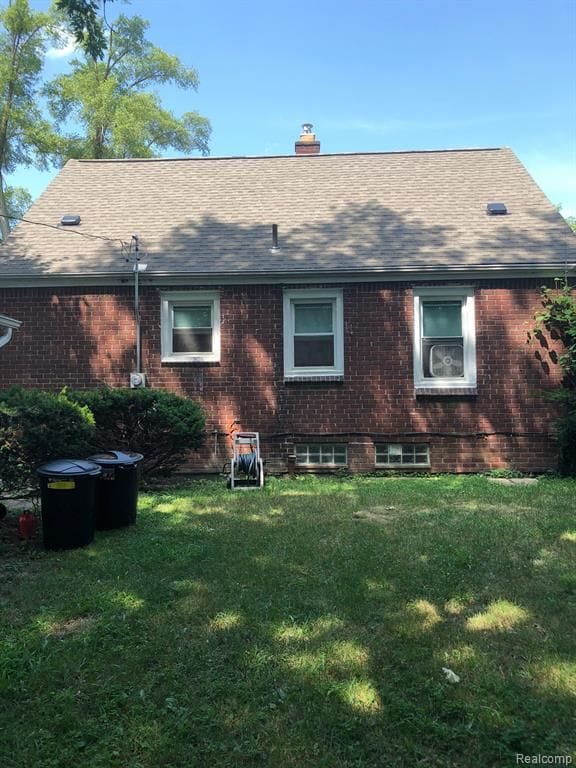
543,389 -> 576,475
70,387 -> 206,477
0,387 -> 95,495
532,281 -> 576,475
0,403 -> 28,494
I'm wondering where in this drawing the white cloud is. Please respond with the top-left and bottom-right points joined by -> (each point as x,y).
46,30 -> 77,60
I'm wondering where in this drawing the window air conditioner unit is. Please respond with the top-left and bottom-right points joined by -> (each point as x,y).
430,344 -> 464,377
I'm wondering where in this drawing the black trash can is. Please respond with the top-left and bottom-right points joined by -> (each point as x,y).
36,459 -> 102,550
87,451 -> 143,530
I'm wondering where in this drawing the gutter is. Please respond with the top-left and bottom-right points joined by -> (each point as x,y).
0,313 -> 22,349
0,262 -> 574,289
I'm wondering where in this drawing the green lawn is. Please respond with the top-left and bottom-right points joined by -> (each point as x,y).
1,475 -> 575,767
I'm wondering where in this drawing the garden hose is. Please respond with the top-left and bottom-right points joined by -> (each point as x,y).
235,452 -> 258,478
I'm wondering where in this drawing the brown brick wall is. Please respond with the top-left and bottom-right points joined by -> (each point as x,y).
0,280 -> 562,473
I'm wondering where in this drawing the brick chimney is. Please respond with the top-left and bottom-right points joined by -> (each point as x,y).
295,123 -> 320,155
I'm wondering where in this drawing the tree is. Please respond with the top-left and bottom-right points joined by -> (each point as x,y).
555,204 -> 576,235
55,0 -> 111,60
56,0 -> 131,63
4,184 -> 31,227
45,13 -> 210,161
0,0 -> 58,242
532,281 -> 576,473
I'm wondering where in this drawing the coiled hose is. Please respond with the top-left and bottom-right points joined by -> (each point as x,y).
235,452 -> 258,478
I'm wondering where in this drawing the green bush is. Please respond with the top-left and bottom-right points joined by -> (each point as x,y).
70,387 -> 206,477
0,387 -> 95,495
532,282 -> 576,475
544,389 -> 576,475
0,403 -> 28,494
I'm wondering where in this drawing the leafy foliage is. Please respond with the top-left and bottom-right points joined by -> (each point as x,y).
0,0 -> 59,240
533,280 -> 576,473
0,401 -> 27,494
55,0 -> 111,61
534,281 -> 576,386
44,13 -> 210,161
3,184 -> 31,229
0,386 -> 95,495
70,387 -> 206,477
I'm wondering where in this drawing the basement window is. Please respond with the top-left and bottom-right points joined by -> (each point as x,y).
161,292 -> 220,363
295,444 -> 348,467
375,444 -> 430,467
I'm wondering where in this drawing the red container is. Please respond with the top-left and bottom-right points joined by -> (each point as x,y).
18,513 -> 38,540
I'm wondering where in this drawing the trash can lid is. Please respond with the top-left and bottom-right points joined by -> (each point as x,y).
37,459 -> 102,477
86,450 -> 144,466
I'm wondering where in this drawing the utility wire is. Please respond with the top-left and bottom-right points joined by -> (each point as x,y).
0,213 -> 128,247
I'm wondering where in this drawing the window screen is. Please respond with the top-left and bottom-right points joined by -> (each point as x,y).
293,302 -> 335,367
421,301 -> 464,379
172,306 -> 213,353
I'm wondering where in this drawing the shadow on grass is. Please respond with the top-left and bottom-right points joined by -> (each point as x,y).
1,476 -> 575,767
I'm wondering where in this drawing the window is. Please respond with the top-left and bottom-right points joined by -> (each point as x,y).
375,444 -> 430,467
295,444 -> 348,466
161,292 -> 220,363
413,287 -> 476,390
283,289 -> 344,378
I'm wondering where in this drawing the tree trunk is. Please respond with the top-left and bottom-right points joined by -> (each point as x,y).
0,173 -> 9,242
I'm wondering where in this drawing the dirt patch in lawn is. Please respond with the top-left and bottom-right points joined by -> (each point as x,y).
352,505 -> 400,524
48,616 -> 97,638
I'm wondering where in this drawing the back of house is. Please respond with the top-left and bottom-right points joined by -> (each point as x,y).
1,126 -> 574,473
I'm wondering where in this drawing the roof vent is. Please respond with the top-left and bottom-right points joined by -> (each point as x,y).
486,202 -> 507,216
60,214 -> 81,226
270,223 -> 280,253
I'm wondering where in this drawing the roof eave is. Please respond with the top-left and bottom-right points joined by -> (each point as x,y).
0,262 -> 574,288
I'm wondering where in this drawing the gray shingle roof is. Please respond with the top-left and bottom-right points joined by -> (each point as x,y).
1,148 -> 574,280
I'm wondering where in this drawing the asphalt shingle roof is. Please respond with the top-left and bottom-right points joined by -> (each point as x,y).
1,147 -> 574,280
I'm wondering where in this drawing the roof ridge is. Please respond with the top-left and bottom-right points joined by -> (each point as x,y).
74,147 -> 509,164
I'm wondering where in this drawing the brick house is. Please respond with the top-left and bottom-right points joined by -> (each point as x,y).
1,127 -> 575,473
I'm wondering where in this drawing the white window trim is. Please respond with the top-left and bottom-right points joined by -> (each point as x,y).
161,291 -> 220,363
283,288 -> 344,378
413,286 -> 476,390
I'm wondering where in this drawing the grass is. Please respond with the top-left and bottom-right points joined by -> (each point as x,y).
1,474 -> 575,767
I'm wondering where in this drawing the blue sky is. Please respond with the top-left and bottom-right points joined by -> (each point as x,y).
11,0 -> 576,215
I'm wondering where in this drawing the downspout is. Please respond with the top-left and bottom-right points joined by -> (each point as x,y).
134,259 -> 141,372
